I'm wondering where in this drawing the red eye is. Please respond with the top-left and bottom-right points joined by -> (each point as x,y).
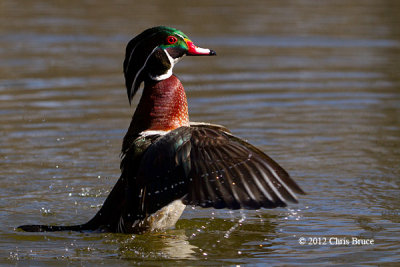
167,36 -> 177,44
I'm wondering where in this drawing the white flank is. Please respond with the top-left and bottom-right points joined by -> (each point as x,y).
148,199 -> 186,231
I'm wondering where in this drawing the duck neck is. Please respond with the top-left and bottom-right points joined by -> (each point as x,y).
123,75 -> 189,151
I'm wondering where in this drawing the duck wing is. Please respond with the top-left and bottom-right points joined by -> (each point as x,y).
136,125 -> 305,214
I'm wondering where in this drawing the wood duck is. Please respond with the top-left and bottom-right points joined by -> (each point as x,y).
18,26 -> 305,234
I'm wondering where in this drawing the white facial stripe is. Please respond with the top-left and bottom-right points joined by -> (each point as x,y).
125,32 -> 158,75
163,48 -> 176,66
128,33 -> 187,92
164,48 -> 185,65
150,69 -> 172,81
130,46 -> 159,99
149,49 -> 183,81
176,33 -> 186,40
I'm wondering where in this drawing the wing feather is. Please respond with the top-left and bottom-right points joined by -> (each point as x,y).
134,125 -> 305,215
183,126 -> 304,208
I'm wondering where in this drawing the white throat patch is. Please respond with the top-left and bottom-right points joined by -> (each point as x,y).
149,49 -> 185,81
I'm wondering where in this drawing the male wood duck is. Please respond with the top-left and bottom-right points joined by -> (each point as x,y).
18,26 -> 305,234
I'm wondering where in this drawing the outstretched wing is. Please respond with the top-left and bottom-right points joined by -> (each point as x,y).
17,125 -> 305,233
136,125 -> 305,216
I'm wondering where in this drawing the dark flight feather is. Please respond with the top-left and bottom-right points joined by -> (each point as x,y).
17,124 -> 304,233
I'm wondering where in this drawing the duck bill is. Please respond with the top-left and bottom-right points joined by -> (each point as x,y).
185,39 -> 216,56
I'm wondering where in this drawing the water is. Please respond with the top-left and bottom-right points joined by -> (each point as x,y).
1,0 -> 400,265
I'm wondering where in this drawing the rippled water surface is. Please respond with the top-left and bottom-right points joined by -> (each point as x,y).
1,0 -> 400,265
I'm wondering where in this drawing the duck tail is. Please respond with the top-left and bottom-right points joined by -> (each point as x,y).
16,223 -> 93,232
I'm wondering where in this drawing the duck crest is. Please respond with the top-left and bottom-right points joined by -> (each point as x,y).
17,26 -> 305,234
123,26 -> 215,104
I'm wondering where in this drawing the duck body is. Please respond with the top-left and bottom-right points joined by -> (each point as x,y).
18,26 -> 305,234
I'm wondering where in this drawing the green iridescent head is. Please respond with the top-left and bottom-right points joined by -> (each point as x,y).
123,26 -> 216,103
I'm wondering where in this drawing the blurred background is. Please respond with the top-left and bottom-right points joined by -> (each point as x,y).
1,0 -> 399,265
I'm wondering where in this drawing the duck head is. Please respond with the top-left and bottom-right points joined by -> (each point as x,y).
123,26 -> 216,103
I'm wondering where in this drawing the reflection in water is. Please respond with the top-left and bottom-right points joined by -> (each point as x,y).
159,232 -> 198,260
111,231 -> 198,260
1,0 -> 400,265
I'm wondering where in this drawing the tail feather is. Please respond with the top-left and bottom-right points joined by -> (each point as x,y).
17,224 -> 90,232
17,173 -> 132,233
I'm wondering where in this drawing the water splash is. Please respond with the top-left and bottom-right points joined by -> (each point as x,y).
283,208 -> 303,221
224,210 -> 246,239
